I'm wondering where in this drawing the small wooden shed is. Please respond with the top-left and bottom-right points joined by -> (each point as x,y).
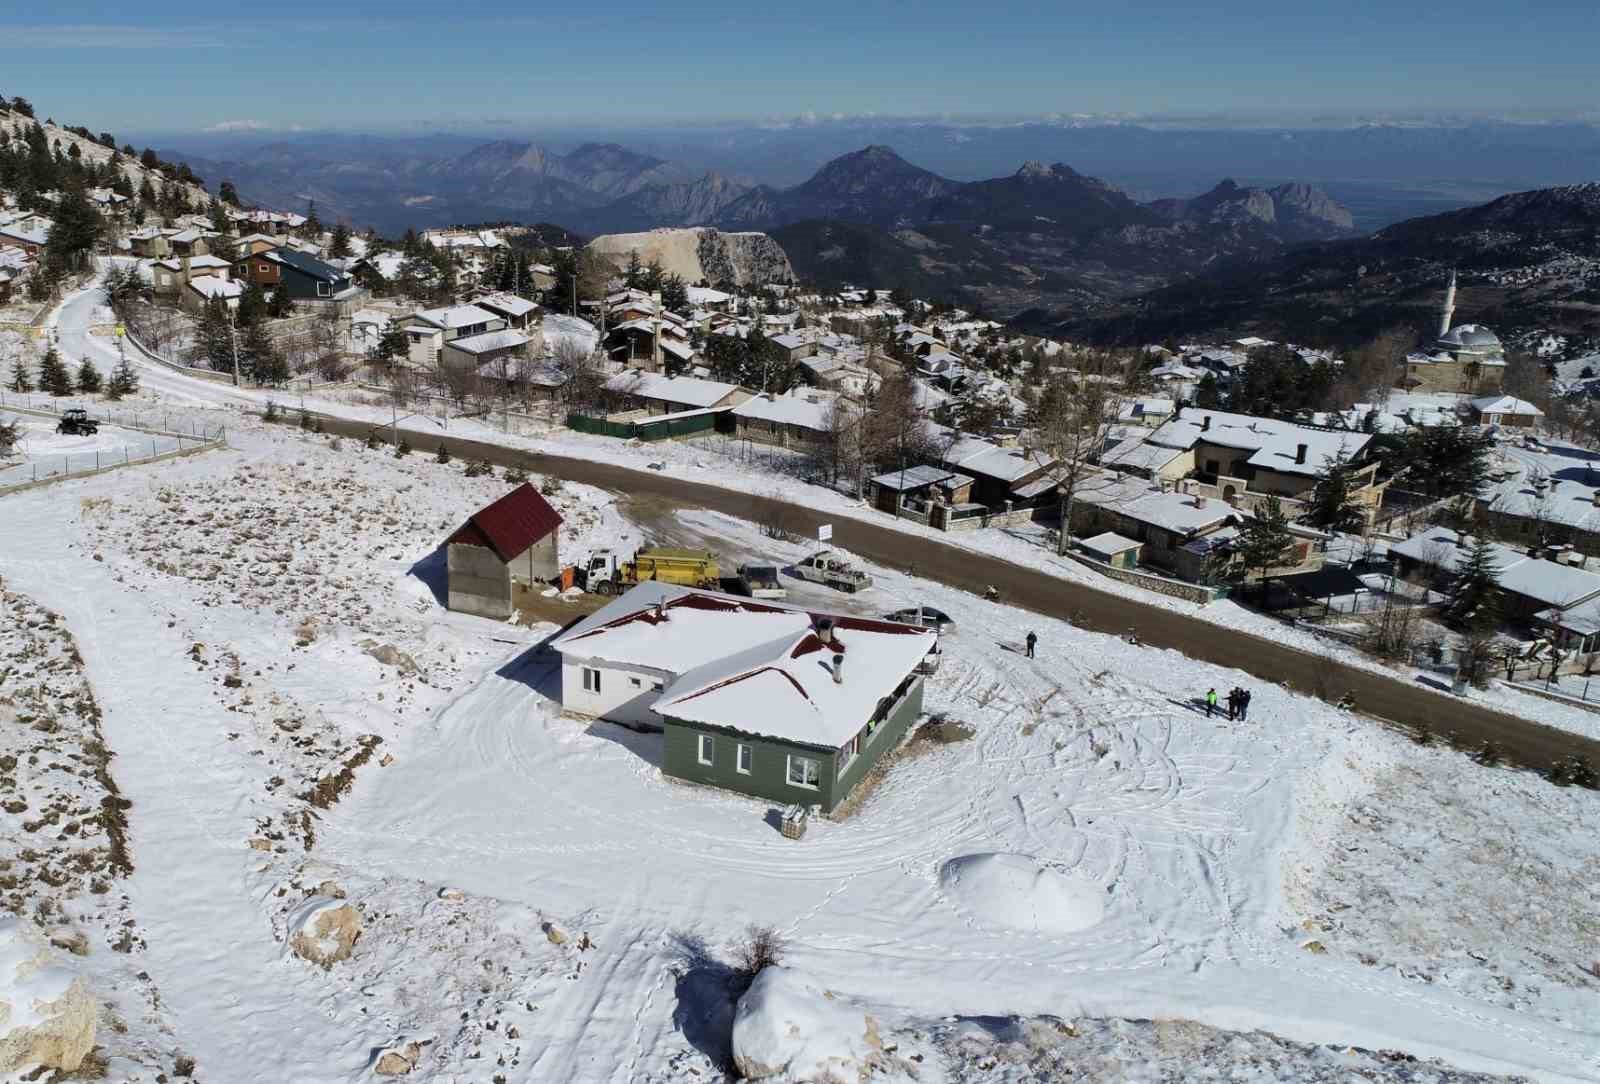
446,483 -> 563,618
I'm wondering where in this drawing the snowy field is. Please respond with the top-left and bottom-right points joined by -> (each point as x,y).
0,409 -> 191,487
0,411 -> 1595,1081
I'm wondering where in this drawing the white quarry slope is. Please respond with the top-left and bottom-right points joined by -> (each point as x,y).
587,227 -> 796,285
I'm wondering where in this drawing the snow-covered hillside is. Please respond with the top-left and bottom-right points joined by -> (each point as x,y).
0,414 -> 1593,1080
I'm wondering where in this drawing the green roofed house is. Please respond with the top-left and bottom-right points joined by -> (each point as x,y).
550,581 -> 937,813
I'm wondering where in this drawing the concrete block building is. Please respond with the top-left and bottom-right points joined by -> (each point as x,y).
445,484 -> 563,618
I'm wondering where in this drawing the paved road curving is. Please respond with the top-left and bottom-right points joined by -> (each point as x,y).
317,412 -> 1600,773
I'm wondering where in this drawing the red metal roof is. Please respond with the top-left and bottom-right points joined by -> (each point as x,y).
447,483 -> 563,562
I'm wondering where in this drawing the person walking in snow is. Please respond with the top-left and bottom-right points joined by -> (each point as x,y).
1226,688 -> 1240,721
1025,631 -> 1037,658
1205,688 -> 1218,718
1238,688 -> 1252,722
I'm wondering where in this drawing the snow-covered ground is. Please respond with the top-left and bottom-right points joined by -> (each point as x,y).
5,420 -> 1595,1080
0,409 -> 191,486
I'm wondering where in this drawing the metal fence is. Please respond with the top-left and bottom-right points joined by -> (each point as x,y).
0,396 -> 228,494
566,411 -> 721,441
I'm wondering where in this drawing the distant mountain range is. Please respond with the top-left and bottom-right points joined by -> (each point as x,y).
1048,181 -> 1600,348
703,147 -> 1361,317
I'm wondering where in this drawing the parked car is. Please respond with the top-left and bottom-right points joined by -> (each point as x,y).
885,606 -> 956,634
737,564 -> 787,599
55,408 -> 99,436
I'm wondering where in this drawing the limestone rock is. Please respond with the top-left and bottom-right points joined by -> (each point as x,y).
289,898 -> 362,968
372,1040 -> 422,1075
361,642 -> 418,674
0,918 -> 97,1074
587,228 -> 794,287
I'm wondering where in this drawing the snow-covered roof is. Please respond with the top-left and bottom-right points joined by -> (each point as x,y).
0,223 -> 49,246
157,255 -> 231,271
413,303 -> 501,330
733,393 -> 832,431
871,465 -> 970,491
186,277 -> 243,300
605,370 -> 741,409
1079,532 -> 1142,557
475,292 -> 539,318
1119,398 -> 1175,422
445,329 -> 531,355
1470,395 -> 1544,418
1101,436 -> 1188,475
553,582 -> 934,747
1074,473 -> 1243,535
1148,408 -> 1372,478
945,436 -> 1055,484
1391,528 -> 1600,611
685,286 -> 731,305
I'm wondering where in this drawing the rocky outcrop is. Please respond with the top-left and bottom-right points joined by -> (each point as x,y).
288,896 -> 362,968
0,918 -> 96,1074
731,967 -> 886,1082
587,228 -> 795,287
372,1039 -> 424,1075
1149,178 -> 1355,241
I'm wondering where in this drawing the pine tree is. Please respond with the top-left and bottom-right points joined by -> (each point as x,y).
1444,536 -> 1503,636
38,347 -> 73,396
240,320 -> 285,385
1235,496 -> 1296,600
394,436 -> 411,458
76,356 -> 102,395
8,356 -> 34,393
106,354 -> 139,400
435,443 -> 451,464
365,428 -> 382,451
195,298 -> 236,373
304,199 -> 322,240
1305,452 -> 1366,533
329,223 -> 352,259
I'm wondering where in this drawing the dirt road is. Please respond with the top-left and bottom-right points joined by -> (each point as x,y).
312,412 -> 1600,773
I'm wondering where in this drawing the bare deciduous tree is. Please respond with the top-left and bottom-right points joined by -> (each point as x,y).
1029,353 -> 1127,555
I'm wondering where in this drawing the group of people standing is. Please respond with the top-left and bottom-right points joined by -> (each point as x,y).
1204,686 -> 1252,721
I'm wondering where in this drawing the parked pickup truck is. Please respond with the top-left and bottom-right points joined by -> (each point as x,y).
791,550 -> 873,593
737,564 -> 787,599
579,547 -> 721,595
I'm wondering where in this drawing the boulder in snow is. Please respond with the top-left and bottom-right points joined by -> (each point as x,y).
361,642 -> 419,674
289,897 -> 362,968
731,967 -> 882,1082
0,917 -> 97,1074
372,1039 -> 423,1075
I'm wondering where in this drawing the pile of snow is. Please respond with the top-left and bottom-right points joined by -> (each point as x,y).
0,918 -> 96,1074
287,896 -> 362,968
939,853 -> 1108,934
731,967 -> 883,1082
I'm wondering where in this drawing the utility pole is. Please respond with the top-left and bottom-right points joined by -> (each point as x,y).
228,311 -> 241,387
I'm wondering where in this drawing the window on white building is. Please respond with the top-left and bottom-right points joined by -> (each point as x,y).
698,734 -> 715,765
736,744 -> 752,774
786,755 -> 820,789
582,667 -> 601,693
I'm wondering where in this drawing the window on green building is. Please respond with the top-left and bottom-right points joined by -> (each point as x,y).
786,755 -> 820,789
736,743 -> 752,775
697,734 -> 715,765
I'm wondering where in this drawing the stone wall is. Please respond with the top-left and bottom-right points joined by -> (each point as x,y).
1067,551 -> 1224,605
446,542 -> 510,618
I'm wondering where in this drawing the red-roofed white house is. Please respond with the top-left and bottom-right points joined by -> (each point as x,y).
551,581 -> 936,811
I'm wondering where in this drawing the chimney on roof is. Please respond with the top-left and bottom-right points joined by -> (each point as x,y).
651,290 -> 663,372
815,618 -> 834,644
180,254 -> 191,287
1195,494 -> 1206,509
1295,443 -> 1308,465
1201,415 -> 1211,432
832,653 -> 845,684
654,599 -> 668,621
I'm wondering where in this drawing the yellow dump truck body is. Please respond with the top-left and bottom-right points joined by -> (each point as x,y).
623,548 -> 721,588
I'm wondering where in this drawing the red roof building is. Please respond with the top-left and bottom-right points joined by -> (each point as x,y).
446,484 -> 564,618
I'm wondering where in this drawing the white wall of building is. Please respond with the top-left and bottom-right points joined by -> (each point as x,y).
559,658 -> 672,730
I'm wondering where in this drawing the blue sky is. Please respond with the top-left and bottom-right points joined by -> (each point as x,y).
2,1 -> 1597,133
